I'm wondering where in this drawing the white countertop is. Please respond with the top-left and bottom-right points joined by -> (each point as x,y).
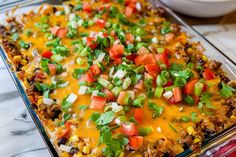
0,24 -> 236,157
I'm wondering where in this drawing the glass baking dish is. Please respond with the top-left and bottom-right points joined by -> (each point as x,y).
0,0 -> 235,156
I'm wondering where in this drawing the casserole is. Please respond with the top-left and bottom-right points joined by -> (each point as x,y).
0,0 -> 235,157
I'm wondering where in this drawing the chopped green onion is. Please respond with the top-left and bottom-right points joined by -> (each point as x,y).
19,41 -> 30,50
133,65 -> 144,73
180,116 -> 190,122
76,57 -> 85,65
98,78 -> 113,89
157,47 -> 164,53
168,123 -> 178,133
80,47 -> 90,56
51,54 -> 64,62
194,82 -> 203,96
138,127 -> 153,136
122,77 -> 132,90
78,81 -> 87,86
97,92 -> 106,97
133,96 -> 145,107
154,87 -> 164,98
111,86 -> 122,97
183,95 -> 195,105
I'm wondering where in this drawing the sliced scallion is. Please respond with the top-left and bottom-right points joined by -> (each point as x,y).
194,82 -> 203,96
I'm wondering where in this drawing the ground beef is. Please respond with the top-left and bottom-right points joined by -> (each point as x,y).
38,104 -> 61,120
1,39 -> 21,57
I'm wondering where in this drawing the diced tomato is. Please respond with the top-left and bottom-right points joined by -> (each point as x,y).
125,0 -> 137,7
86,37 -> 98,50
41,50 -> 53,59
134,80 -> 144,91
56,28 -> 67,38
155,53 -> 170,68
96,19 -> 106,28
102,0 -> 110,2
126,54 -> 137,62
134,108 -> 144,123
129,136 -> 144,150
135,54 -> 156,66
100,74 -> 108,80
202,68 -> 215,80
83,3 -> 92,13
90,96 -> 107,110
98,4 -> 111,11
163,80 -> 173,87
125,7 -> 133,17
168,96 -> 176,104
145,64 -> 161,74
90,64 -> 101,75
58,122 -> 71,138
117,91 -> 127,105
121,122 -> 137,136
126,33 -> 134,44
113,58 -> 122,65
103,89 -> 115,101
184,79 -> 198,95
50,26 -> 59,35
109,44 -> 124,60
173,87 -> 182,103
85,70 -> 95,83
48,64 -> 57,75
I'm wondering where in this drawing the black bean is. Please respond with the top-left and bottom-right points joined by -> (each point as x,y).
69,147 -> 79,155
58,137 -> 67,145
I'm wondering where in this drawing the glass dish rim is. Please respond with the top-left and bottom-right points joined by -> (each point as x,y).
0,0 -> 235,157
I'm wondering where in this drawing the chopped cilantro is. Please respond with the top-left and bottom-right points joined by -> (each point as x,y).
148,102 -> 164,118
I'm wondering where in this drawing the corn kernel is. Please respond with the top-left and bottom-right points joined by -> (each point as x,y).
187,126 -> 195,135
70,135 -> 79,142
73,152 -> 83,157
202,55 -> 207,61
13,55 -> 21,63
37,98 -> 43,104
193,138 -> 201,144
20,59 -> 27,65
119,152 -> 124,157
231,115 -> 236,119
82,146 -> 90,154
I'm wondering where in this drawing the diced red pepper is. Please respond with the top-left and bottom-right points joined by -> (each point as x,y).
96,19 -> 106,28
35,72 -> 44,79
145,64 -> 161,74
121,122 -> 137,136
98,4 -> 111,11
126,54 -> 137,62
202,83 -> 208,92
56,28 -> 67,38
41,50 -> 53,59
48,64 -> 57,75
58,122 -> 71,138
163,80 -> 173,87
86,37 -> 98,50
90,96 -> 107,110
155,53 -> 170,68
90,64 -> 101,75
83,3 -> 92,13
134,108 -> 144,123
192,95 -> 200,104
202,68 -> 215,80
109,44 -> 124,60
173,87 -> 182,103
129,136 -> 144,150
135,54 -> 156,66
184,79 -> 198,95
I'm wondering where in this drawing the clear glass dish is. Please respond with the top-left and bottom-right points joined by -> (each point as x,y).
0,0 -> 235,156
